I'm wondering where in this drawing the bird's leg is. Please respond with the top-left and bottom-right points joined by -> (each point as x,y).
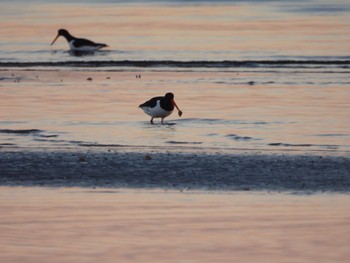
161,118 -> 164,125
150,117 -> 154,124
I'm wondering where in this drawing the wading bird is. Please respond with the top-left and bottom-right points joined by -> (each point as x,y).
51,29 -> 108,51
139,92 -> 183,124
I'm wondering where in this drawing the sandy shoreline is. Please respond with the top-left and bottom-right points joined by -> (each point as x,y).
1,147 -> 349,192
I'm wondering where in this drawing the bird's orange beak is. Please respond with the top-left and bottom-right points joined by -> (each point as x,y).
51,34 -> 60,46
172,100 -> 183,117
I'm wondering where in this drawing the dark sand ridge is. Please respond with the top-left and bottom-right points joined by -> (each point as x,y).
1,148 -> 349,192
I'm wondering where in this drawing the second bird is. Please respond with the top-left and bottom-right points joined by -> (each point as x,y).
51,29 -> 108,51
139,92 -> 183,124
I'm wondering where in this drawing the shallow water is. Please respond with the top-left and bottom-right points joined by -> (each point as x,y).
0,187 -> 349,263
0,0 -> 350,62
0,0 -> 350,154
1,70 -> 350,154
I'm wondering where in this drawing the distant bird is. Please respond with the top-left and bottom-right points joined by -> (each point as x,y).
51,29 -> 108,51
139,92 -> 183,124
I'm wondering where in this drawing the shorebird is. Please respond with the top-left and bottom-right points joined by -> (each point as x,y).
139,92 -> 183,124
51,29 -> 108,51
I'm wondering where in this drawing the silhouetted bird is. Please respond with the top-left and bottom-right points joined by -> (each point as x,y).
51,29 -> 108,51
139,92 -> 183,124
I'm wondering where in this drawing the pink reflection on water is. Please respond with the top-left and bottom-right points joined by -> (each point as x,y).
1,70 -> 349,152
0,187 -> 349,263
0,2 -> 349,58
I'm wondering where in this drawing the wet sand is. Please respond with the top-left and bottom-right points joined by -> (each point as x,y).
0,147 -> 350,192
0,187 -> 350,263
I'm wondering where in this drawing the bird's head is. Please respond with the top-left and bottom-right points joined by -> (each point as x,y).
51,29 -> 71,45
165,92 -> 183,117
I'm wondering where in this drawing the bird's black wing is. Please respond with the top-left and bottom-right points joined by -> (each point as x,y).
74,37 -> 100,47
139,96 -> 162,108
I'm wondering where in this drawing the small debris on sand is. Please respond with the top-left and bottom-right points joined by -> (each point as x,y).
144,154 -> 152,160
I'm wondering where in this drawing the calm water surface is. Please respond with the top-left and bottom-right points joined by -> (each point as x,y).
0,0 -> 350,154
0,69 -> 349,153
0,0 -> 349,61
0,187 -> 349,263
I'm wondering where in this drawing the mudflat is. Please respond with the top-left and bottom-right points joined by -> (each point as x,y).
1,147 -> 349,192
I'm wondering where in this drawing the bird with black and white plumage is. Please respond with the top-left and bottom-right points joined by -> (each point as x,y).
139,92 -> 183,124
51,29 -> 108,51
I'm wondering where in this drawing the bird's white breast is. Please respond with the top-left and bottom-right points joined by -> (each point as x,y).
141,100 -> 173,118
